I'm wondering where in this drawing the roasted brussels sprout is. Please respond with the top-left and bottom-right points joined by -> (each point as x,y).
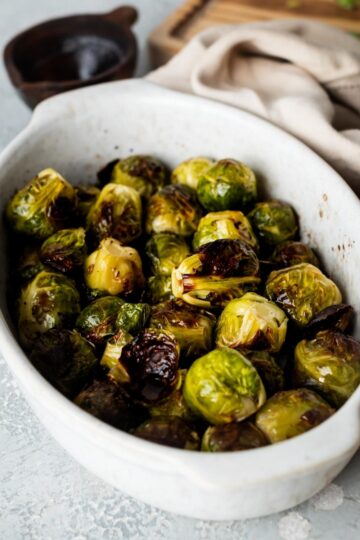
145,233 -> 190,276
86,183 -> 142,245
294,331 -> 360,407
304,304 -> 354,337
247,351 -> 285,396
150,369 -> 197,422
197,159 -> 257,211
85,238 -> 144,297
255,388 -> 334,443
184,348 -> 266,424
146,184 -> 202,237
201,421 -> 268,452
116,302 -> 151,334
216,293 -> 288,353
171,157 -> 214,190
76,296 -> 124,346
100,329 -> 133,383
133,416 -> 200,450
271,241 -> 319,268
266,263 -> 342,326
248,201 -> 298,245
6,168 -> 76,239
39,228 -> 86,274
172,239 -> 260,308
18,270 -> 80,347
193,210 -> 258,251
74,185 -> 100,220
30,329 -> 97,397
147,275 -> 173,304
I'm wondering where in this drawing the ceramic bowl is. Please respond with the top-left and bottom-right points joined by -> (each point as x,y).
0,80 -> 359,520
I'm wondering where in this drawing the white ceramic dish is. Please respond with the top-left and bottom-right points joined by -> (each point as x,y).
0,80 -> 359,521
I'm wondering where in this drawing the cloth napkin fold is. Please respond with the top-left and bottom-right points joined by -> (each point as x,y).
147,19 -> 360,196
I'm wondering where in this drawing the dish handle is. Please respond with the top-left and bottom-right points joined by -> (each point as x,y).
102,6 -> 138,27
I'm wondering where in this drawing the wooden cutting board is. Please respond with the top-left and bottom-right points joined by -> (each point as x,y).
149,0 -> 360,67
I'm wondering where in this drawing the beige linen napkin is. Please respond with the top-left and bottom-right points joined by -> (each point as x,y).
147,19 -> 360,196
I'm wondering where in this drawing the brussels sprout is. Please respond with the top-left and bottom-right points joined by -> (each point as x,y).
146,184 -> 202,237
304,304 -> 354,337
86,183 -> 142,245
248,201 -> 298,245
30,329 -> 97,397
184,348 -> 266,425
255,388 -> 334,443
149,300 -> 216,357
172,239 -> 260,308
18,270 -> 80,347
193,210 -> 259,251
85,237 -> 144,297
74,184 -> 100,220
294,331 -> 360,407
272,241 -> 319,268
76,296 -> 124,345
116,302 -> 151,334
133,417 -> 200,450
265,263 -> 342,326
6,168 -> 76,239
171,157 -> 215,190
147,275 -> 174,304
216,293 -> 288,353
39,228 -> 86,274
197,159 -> 257,211
100,329 -> 133,383
145,233 -> 190,276
13,243 -> 45,287
150,369 -> 197,422
201,421 -> 268,452
247,351 -> 285,396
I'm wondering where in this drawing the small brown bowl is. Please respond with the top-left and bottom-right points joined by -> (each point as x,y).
4,5 -> 138,109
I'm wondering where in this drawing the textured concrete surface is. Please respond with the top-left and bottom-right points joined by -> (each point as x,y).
1,1 -> 360,538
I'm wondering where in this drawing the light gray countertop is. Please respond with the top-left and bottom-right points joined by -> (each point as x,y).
0,1 -> 359,539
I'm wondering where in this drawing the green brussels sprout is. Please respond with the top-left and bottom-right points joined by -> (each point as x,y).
149,299 -> 216,358
248,200 -> 298,246
86,183 -> 142,245
247,351 -> 285,396
100,329 -> 133,383
172,239 -> 260,308
201,421 -> 268,452
255,388 -> 334,443
146,184 -> 202,237
271,241 -> 319,268
76,296 -> 124,345
193,210 -> 259,251
184,348 -> 266,424
116,302 -> 151,334
171,157 -> 215,190
147,275 -> 174,305
74,184 -> 100,221
294,331 -> 360,407
6,168 -> 76,239
197,159 -> 257,211
145,233 -> 190,276
304,304 -> 354,337
39,228 -> 86,274
216,293 -> 288,353
265,263 -> 342,326
133,416 -> 200,450
30,329 -> 97,398
18,270 -> 81,348
150,369 -> 197,422
85,237 -> 145,297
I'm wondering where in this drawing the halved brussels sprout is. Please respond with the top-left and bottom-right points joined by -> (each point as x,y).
30,329 -> 97,397
133,416 -> 200,450
271,241 -> 319,268
150,369 -> 197,422
146,184 -> 202,237
171,157 -> 215,190
85,238 -> 144,297
86,183 -> 142,245
116,302 -> 151,334
247,351 -> 285,396
294,331 -> 360,407
172,239 -> 260,308
216,293 -> 288,353
74,185 -> 100,221
304,304 -> 354,337
266,263 -> 342,326
100,329 -> 133,383
197,159 -> 257,211
248,201 -> 298,245
40,228 -> 86,274
6,168 -> 76,239
145,233 -> 190,276
184,348 -> 266,424
201,421 -> 268,452
255,388 -> 334,443
193,210 -> 258,251
76,296 -> 124,345
147,275 -> 174,305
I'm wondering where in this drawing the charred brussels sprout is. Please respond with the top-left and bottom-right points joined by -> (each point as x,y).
74,185 -> 100,221
76,296 -> 124,346
172,239 -> 260,308
248,201 -> 298,245
85,238 -> 144,297
197,159 -> 257,211
147,275 -> 173,304
145,233 -> 190,276
116,302 -> 151,334
304,304 -> 354,337
30,329 -> 97,397
202,421 -> 268,452
247,351 -> 285,396
294,331 -> 360,407
216,293 -> 288,353
272,241 -> 319,268
171,157 -> 214,190
133,417 -> 200,450
146,184 -> 202,237
100,329 -> 133,383
255,388 -> 334,443
184,348 -> 266,424
6,168 -> 76,239
193,210 -> 258,251
150,369 -> 197,421
40,228 -> 86,274
266,263 -> 342,326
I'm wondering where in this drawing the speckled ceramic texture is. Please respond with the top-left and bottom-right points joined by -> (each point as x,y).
0,79 -> 359,521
